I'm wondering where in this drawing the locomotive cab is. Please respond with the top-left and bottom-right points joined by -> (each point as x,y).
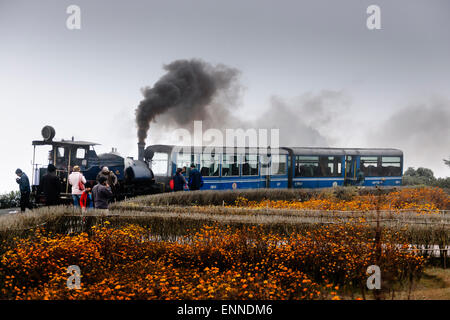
31,126 -> 158,205
32,128 -> 101,204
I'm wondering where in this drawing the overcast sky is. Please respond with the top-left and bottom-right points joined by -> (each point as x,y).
0,0 -> 449,193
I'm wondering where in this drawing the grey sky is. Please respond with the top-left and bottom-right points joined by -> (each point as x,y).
0,0 -> 449,192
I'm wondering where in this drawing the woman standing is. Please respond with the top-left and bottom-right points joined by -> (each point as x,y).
68,165 -> 86,207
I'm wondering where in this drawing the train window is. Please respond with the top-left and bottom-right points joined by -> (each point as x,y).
222,154 -> 239,176
200,153 -> 220,177
360,156 -> 380,177
242,154 -> 258,176
295,156 -> 319,177
151,152 -> 169,176
322,156 -> 342,177
176,153 -> 199,175
76,148 -> 86,159
345,156 -> 353,176
57,147 -> 65,158
260,154 -> 270,176
271,155 -> 287,175
381,156 -> 401,176
296,156 -> 342,177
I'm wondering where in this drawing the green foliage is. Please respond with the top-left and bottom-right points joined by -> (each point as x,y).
403,166 -> 450,190
435,177 -> 450,189
0,191 -> 20,209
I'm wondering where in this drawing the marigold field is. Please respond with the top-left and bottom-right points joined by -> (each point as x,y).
0,223 -> 427,300
0,186 -> 448,300
230,187 -> 449,213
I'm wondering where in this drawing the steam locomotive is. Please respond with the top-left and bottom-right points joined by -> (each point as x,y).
31,126 -> 160,204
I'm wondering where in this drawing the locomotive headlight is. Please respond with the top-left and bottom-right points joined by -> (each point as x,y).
41,125 -> 56,141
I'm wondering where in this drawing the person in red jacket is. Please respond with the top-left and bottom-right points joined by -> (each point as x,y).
80,182 -> 93,213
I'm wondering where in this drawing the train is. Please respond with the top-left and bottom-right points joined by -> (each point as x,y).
31,126 -> 403,203
31,126 -> 159,204
144,145 -> 403,191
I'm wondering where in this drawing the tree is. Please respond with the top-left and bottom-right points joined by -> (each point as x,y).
402,167 -> 436,186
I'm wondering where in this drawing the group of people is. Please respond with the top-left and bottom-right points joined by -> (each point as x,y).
14,165 -> 118,212
67,165 -> 116,211
172,164 -> 204,192
69,165 -> 119,211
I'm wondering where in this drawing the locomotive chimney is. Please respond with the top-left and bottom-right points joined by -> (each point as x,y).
138,142 -> 145,161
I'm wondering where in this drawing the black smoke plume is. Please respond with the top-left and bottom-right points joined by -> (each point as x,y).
135,59 -> 240,143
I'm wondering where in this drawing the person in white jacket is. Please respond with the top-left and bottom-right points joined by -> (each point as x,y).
68,165 -> 86,207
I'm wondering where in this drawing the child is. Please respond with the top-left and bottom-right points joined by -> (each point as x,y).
80,182 -> 94,213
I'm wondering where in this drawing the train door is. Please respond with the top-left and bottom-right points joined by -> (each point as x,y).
344,155 -> 357,185
260,153 -> 271,188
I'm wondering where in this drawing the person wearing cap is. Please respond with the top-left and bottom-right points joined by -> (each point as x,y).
96,166 -> 118,199
15,168 -> 33,212
40,164 -> 61,206
68,165 -> 86,207
96,166 -> 118,187
92,176 -> 113,210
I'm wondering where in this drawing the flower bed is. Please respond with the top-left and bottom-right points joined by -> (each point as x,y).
0,223 -> 425,300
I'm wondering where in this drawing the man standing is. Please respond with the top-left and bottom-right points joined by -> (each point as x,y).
15,168 -> 33,212
96,166 -> 118,198
188,163 -> 203,191
40,164 -> 61,206
173,168 -> 187,192
92,176 -> 113,210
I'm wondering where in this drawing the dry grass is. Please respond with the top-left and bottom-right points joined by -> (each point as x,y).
120,186 -> 449,209
349,267 -> 450,300
401,267 -> 450,300
124,186 -> 400,207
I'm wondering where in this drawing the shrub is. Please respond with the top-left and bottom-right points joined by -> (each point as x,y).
0,191 -> 20,209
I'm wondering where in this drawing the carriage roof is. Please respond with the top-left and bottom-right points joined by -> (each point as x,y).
146,145 -> 402,157
284,147 -> 403,157
146,144 -> 289,155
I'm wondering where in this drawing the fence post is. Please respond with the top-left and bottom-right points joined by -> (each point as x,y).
374,186 -> 382,300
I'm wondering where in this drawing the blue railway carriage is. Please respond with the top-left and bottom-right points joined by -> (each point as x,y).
145,145 -> 403,191
287,147 -> 403,188
144,145 -> 289,191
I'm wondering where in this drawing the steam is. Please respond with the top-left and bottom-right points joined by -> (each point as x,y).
253,91 -> 351,146
369,97 -> 450,177
135,59 -> 241,143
